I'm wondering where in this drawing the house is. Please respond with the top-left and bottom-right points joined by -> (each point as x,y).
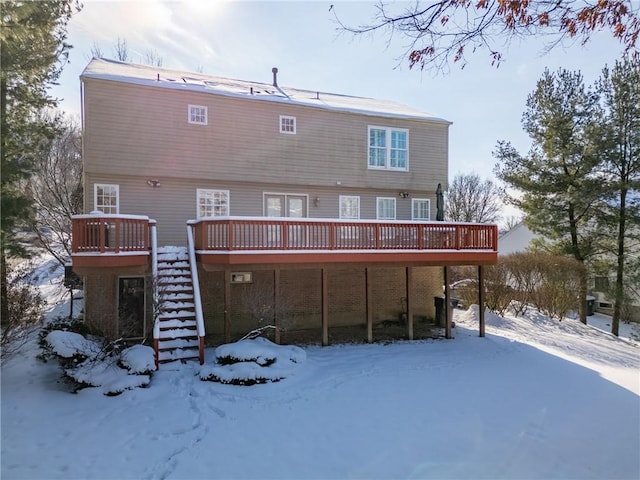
498,222 -> 538,255
71,58 -> 498,365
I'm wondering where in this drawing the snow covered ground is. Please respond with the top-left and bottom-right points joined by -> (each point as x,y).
1,256 -> 639,479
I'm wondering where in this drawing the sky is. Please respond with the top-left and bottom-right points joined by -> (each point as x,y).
53,0 -> 628,217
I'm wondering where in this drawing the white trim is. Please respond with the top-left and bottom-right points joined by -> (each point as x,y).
411,198 -> 431,221
188,104 -> 208,125
279,115 -> 296,134
94,183 -> 119,214
376,197 -> 397,220
367,125 -> 409,171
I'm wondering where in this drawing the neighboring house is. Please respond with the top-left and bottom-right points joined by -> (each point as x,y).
498,223 -> 538,256
71,58 -> 498,365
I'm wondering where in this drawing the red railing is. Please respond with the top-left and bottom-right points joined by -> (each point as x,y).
71,214 -> 152,253
191,218 -> 498,252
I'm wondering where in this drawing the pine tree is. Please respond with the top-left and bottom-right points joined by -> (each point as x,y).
1,0 -> 79,325
594,57 -> 640,335
494,68 -> 602,324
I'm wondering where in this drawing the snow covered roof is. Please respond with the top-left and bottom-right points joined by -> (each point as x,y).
81,58 -> 450,124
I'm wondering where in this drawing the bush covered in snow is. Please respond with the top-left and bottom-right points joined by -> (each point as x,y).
200,337 -> 306,386
42,327 -> 156,395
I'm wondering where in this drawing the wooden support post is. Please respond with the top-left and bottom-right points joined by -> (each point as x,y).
478,265 -> 486,337
274,268 -> 281,344
224,268 -> 231,343
321,268 -> 329,346
366,267 -> 373,343
444,266 -> 452,339
406,266 -> 414,340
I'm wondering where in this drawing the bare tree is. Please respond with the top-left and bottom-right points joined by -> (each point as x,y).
113,37 -> 129,62
90,41 -> 103,58
143,48 -> 163,67
334,1 -> 639,72
25,115 -> 82,267
446,173 -> 502,223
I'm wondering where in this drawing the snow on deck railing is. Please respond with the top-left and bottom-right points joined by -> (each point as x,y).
189,217 -> 498,252
187,223 -> 206,365
71,213 -> 152,253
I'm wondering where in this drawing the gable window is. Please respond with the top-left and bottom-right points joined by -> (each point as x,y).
339,196 -> 360,219
188,105 -> 208,125
197,189 -> 229,218
368,126 -> 408,170
412,199 -> 430,220
280,115 -> 296,134
376,197 -> 396,220
94,184 -> 119,214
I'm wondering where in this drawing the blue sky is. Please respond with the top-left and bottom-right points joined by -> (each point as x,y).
53,0 -> 626,213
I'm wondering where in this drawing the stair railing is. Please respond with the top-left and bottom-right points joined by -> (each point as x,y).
187,223 -> 206,364
150,220 -> 160,368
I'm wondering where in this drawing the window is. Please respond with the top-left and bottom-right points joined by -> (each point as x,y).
412,199 -> 430,220
94,184 -> 119,214
197,189 -> 229,218
376,197 -> 396,220
368,126 -> 408,170
280,115 -> 296,134
339,196 -> 360,219
188,105 -> 208,125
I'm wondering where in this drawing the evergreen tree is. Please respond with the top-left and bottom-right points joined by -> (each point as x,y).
594,57 -> 640,335
1,1 -> 79,325
494,68 -> 602,324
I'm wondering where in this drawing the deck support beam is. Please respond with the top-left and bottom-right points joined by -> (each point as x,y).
478,265 -> 486,337
366,267 -> 373,343
444,266 -> 452,339
406,266 -> 414,340
224,268 -> 231,343
321,268 -> 329,346
274,268 -> 281,344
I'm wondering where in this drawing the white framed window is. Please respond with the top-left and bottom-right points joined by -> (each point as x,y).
279,115 -> 296,134
368,126 -> 408,170
376,197 -> 396,220
197,189 -> 229,218
188,104 -> 208,125
412,198 -> 431,220
339,195 -> 360,219
94,184 -> 119,214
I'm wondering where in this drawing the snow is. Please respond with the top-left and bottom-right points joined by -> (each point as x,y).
2,253 -> 639,479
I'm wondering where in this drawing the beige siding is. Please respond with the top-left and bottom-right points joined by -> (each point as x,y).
86,173 -> 444,245
83,78 -> 448,194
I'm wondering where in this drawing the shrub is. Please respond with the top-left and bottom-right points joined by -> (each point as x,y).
1,263 -> 45,360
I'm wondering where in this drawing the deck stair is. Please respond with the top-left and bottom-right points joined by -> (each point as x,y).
154,246 -> 203,365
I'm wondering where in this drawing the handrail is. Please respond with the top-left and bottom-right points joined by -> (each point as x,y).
71,214 -> 151,253
150,220 -> 160,368
187,223 -> 206,364
191,218 -> 498,252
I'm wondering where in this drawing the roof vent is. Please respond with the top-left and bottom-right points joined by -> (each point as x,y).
272,67 -> 278,87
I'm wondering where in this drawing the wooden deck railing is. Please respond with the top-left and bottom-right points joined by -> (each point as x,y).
71,214 -> 152,253
190,218 -> 498,252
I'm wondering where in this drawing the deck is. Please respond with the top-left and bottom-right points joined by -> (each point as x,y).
70,215 -> 498,269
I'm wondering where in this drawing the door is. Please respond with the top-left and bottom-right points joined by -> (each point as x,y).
264,194 -> 307,218
118,277 -> 146,338
264,194 -> 307,247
